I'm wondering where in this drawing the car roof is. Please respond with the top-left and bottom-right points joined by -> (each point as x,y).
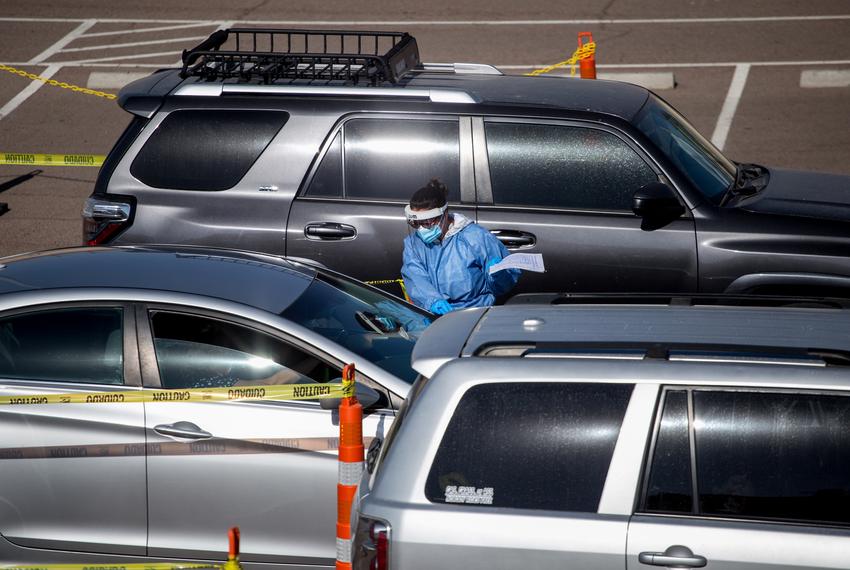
411,303 -> 850,378
119,68 -> 651,122
0,245 -> 317,314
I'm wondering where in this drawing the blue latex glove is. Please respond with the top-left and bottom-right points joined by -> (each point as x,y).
485,257 -> 502,274
430,299 -> 452,315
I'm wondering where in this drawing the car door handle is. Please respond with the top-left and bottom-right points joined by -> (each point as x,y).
304,222 -> 357,240
154,421 -> 213,440
490,229 -> 536,249
639,545 -> 707,568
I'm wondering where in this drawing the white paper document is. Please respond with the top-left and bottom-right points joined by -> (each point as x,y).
488,253 -> 545,274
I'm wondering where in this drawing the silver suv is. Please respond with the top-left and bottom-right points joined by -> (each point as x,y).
353,297 -> 850,570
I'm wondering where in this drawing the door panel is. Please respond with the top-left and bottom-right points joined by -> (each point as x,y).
628,516 -> 850,570
475,118 -> 698,295
0,305 -> 145,555
287,115 -> 474,284
145,401 -> 392,566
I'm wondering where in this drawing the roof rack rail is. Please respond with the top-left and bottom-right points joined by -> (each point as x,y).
180,28 -> 421,86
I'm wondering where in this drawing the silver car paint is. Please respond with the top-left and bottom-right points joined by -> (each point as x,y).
0,287 -> 408,568
357,357 -> 850,570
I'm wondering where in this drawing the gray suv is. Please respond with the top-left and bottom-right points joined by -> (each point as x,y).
353,297 -> 850,570
84,28 -> 850,297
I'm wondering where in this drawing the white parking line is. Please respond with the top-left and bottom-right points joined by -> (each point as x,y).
28,19 -> 96,64
52,51 -> 182,64
60,36 -> 208,53
498,59 -> 850,70
800,69 -> 850,88
83,22 -> 221,38
0,64 -> 62,121
711,63 -> 751,151
87,71 -> 151,89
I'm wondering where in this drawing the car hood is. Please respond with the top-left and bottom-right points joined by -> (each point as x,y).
740,167 -> 850,222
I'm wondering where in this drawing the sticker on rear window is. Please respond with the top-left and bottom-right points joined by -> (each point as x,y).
445,485 -> 494,505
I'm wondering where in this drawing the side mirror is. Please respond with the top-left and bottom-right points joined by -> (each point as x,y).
319,381 -> 382,410
632,182 -> 686,219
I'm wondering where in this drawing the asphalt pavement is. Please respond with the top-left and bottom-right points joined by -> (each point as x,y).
0,0 -> 848,257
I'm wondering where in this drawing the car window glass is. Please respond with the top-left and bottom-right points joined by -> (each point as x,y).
343,118 -> 460,201
425,382 -> 634,511
645,390 -> 693,514
281,272 -> 432,384
149,311 -> 339,389
485,122 -> 657,210
306,132 -> 342,197
0,307 -> 123,385
694,390 -> 850,525
130,110 -> 288,191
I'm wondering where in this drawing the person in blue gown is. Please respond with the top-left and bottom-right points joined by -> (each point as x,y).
401,179 -> 520,315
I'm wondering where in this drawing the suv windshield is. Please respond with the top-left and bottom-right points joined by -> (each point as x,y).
635,95 -> 736,204
281,272 -> 432,383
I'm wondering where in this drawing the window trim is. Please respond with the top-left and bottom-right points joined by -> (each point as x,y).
0,301 -> 139,388
296,112 -> 474,204
475,116 -> 689,216
638,385 -> 850,529
135,303 -> 393,411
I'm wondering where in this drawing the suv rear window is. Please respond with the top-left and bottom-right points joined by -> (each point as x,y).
130,110 -> 288,191
426,382 -> 633,512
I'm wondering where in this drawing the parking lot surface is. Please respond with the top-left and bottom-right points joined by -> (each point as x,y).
1,0 -> 848,257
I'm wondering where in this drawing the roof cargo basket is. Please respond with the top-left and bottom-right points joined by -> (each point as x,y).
181,28 -> 420,85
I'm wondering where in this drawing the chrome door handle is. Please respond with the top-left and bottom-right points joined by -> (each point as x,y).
639,545 -> 707,568
154,421 -> 213,440
304,222 -> 357,240
489,229 -> 536,249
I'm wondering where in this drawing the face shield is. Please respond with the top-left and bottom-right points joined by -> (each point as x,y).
404,204 -> 448,244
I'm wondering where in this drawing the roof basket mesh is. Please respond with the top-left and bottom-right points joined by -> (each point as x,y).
181,28 -> 421,85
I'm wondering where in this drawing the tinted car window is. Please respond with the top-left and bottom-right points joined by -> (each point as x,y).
645,390 -> 693,514
130,110 -> 288,191
281,272 -> 432,384
694,390 -> 850,526
343,118 -> 460,201
485,122 -> 657,210
426,382 -> 634,511
306,132 -> 342,197
150,311 -> 338,389
0,307 -> 123,384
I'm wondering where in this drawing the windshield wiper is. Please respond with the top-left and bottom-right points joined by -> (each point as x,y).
720,163 -> 770,205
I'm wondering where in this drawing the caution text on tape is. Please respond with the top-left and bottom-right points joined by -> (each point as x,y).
0,153 -> 105,167
0,382 -> 354,407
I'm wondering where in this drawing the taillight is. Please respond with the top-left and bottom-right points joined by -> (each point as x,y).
353,516 -> 390,570
370,520 -> 389,570
82,197 -> 132,245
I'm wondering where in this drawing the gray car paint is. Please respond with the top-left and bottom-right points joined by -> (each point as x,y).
96,68 -> 850,298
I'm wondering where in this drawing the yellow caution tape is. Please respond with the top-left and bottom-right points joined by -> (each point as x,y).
0,153 -> 105,167
0,64 -> 118,100
525,41 -> 596,77
0,564 -> 218,570
0,382 -> 354,407
365,278 -> 411,302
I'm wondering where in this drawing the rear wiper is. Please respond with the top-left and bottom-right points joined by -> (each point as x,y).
720,163 -> 770,205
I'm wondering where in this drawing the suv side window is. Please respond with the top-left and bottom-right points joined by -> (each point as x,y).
426,382 -> 634,512
643,388 -> 850,526
0,307 -> 123,384
149,311 -> 339,390
130,110 -> 288,191
484,122 -> 657,210
306,118 -> 460,201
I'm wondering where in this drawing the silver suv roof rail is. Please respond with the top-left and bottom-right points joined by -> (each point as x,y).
173,83 -> 479,104
418,62 -> 503,75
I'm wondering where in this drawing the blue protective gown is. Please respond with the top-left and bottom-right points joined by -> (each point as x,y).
401,214 -> 521,311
